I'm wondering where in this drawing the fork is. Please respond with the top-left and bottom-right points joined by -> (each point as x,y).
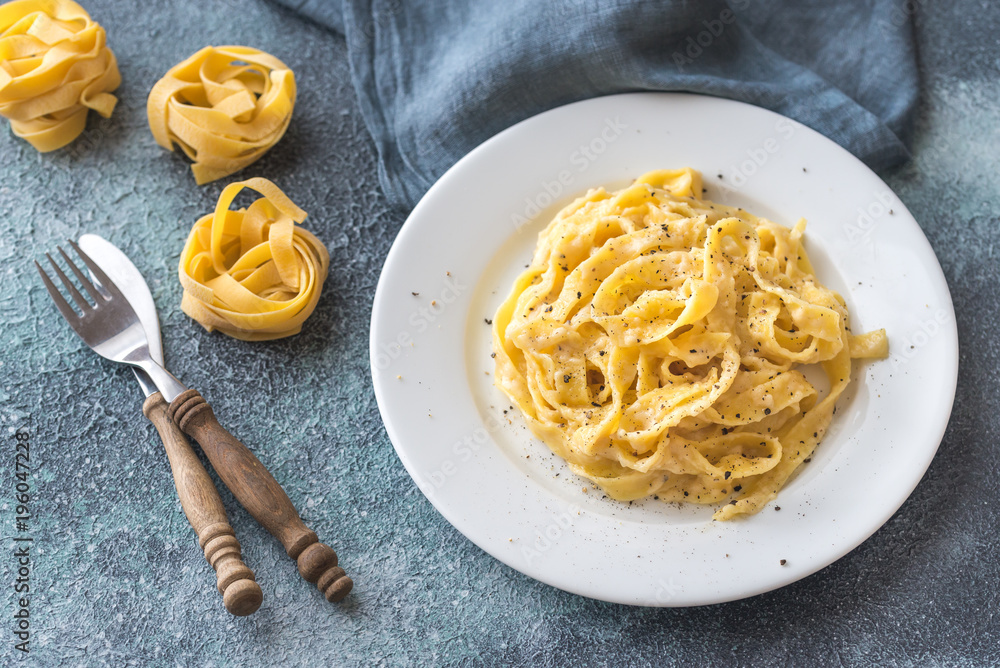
36,241 -> 354,603
35,242 -> 187,400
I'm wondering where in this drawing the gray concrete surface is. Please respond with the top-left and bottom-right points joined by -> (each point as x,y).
0,0 -> 996,665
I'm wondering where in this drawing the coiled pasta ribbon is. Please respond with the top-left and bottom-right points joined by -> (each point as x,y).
179,178 -> 329,341
148,46 -> 295,185
0,0 -> 120,152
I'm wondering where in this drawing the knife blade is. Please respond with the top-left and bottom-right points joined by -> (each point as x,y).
78,235 -> 162,396
77,234 -> 263,616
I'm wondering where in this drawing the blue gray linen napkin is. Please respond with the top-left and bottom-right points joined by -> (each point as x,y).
276,0 -> 918,210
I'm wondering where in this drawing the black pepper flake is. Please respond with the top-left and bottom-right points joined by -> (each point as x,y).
577,292 -> 582,298
591,402 -> 600,408
563,374 -> 571,383
544,306 -> 553,312
683,491 -> 689,497
490,352 -> 496,358
775,506 -> 781,511
780,559 -> 787,566
733,485 -> 742,492
484,318 -> 492,325
721,428 -> 729,435
411,292 -> 419,296
764,408 -> 771,415
599,351 -> 606,356
724,471 -> 731,480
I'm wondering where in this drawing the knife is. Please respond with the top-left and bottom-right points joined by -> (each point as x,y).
78,235 -> 354,604
78,234 -> 263,616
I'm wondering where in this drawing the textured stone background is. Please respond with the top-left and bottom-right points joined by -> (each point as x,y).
1,1 -> 997,666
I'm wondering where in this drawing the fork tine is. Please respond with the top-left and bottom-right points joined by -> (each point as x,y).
67,239 -> 123,301
58,246 -> 104,304
56,239 -> 105,304
46,252 -> 91,312
35,260 -> 81,323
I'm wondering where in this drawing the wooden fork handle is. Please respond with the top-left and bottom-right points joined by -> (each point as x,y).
143,393 -> 263,616
167,389 -> 353,603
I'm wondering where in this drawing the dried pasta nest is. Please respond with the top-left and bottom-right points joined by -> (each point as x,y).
0,0 -> 120,152
178,177 -> 329,341
147,45 -> 295,185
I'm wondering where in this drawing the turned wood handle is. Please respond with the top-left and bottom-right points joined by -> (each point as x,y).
143,393 -> 263,616
167,389 -> 353,603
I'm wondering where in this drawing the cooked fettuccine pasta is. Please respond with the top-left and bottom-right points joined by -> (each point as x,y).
493,168 -> 887,520
148,46 -> 295,185
0,0 -> 120,152
179,177 -> 329,341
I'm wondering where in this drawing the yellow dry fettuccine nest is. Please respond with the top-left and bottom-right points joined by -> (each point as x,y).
148,46 -> 296,185
0,0 -> 120,152
493,168 -> 888,520
179,177 -> 329,341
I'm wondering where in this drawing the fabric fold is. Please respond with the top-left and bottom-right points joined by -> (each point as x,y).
274,0 -> 918,210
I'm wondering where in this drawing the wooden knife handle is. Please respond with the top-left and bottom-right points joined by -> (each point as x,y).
143,393 -> 263,616
167,389 -> 353,603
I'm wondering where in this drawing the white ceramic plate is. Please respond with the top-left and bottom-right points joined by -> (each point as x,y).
369,93 -> 958,606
